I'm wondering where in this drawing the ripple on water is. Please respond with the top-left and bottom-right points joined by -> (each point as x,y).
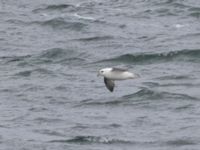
1,48 -> 87,67
37,48 -> 86,65
32,17 -> 87,31
74,35 -> 114,42
126,88 -> 199,101
50,136 -> 134,145
97,49 -> 200,65
165,139 -> 196,146
188,7 -> 200,18
32,4 -> 76,13
78,87 -> 198,108
14,68 -> 55,77
33,129 -> 65,137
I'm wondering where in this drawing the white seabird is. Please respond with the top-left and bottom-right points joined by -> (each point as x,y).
97,67 -> 139,92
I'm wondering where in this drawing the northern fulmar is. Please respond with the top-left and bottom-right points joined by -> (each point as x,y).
97,67 -> 139,92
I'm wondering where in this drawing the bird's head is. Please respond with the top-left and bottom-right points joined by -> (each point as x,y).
97,68 -> 112,77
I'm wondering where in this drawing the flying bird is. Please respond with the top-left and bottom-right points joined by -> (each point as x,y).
97,67 -> 139,92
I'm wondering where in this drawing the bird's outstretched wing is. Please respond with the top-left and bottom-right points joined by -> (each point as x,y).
104,77 -> 115,92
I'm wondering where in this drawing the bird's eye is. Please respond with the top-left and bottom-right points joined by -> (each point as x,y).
101,71 -> 104,73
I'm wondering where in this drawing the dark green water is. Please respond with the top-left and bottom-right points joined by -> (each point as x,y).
0,0 -> 200,150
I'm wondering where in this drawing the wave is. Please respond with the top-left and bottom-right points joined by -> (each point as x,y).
156,75 -> 191,80
1,48 -> 86,66
6,19 -> 29,26
33,4 -> 75,13
78,87 -> 198,107
50,136 -> 133,144
50,136 -> 197,147
14,68 -> 55,77
1,55 -> 31,63
73,13 -> 96,21
98,49 -> 200,64
75,35 -> 113,42
32,17 -> 86,30
166,139 -> 196,146
7,17 -> 86,31
39,48 -> 72,59
78,98 -> 129,106
123,88 -> 198,101
189,12 -> 200,18
37,48 -> 86,64
187,5 -> 200,18
151,1 -> 200,17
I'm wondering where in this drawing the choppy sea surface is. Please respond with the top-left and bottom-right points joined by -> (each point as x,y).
0,0 -> 200,149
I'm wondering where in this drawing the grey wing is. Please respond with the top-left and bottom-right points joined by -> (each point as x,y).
112,67 -> 128,72
104,77 -> 115,92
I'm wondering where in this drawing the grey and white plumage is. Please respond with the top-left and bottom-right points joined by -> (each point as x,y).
97,67 -> 139,92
